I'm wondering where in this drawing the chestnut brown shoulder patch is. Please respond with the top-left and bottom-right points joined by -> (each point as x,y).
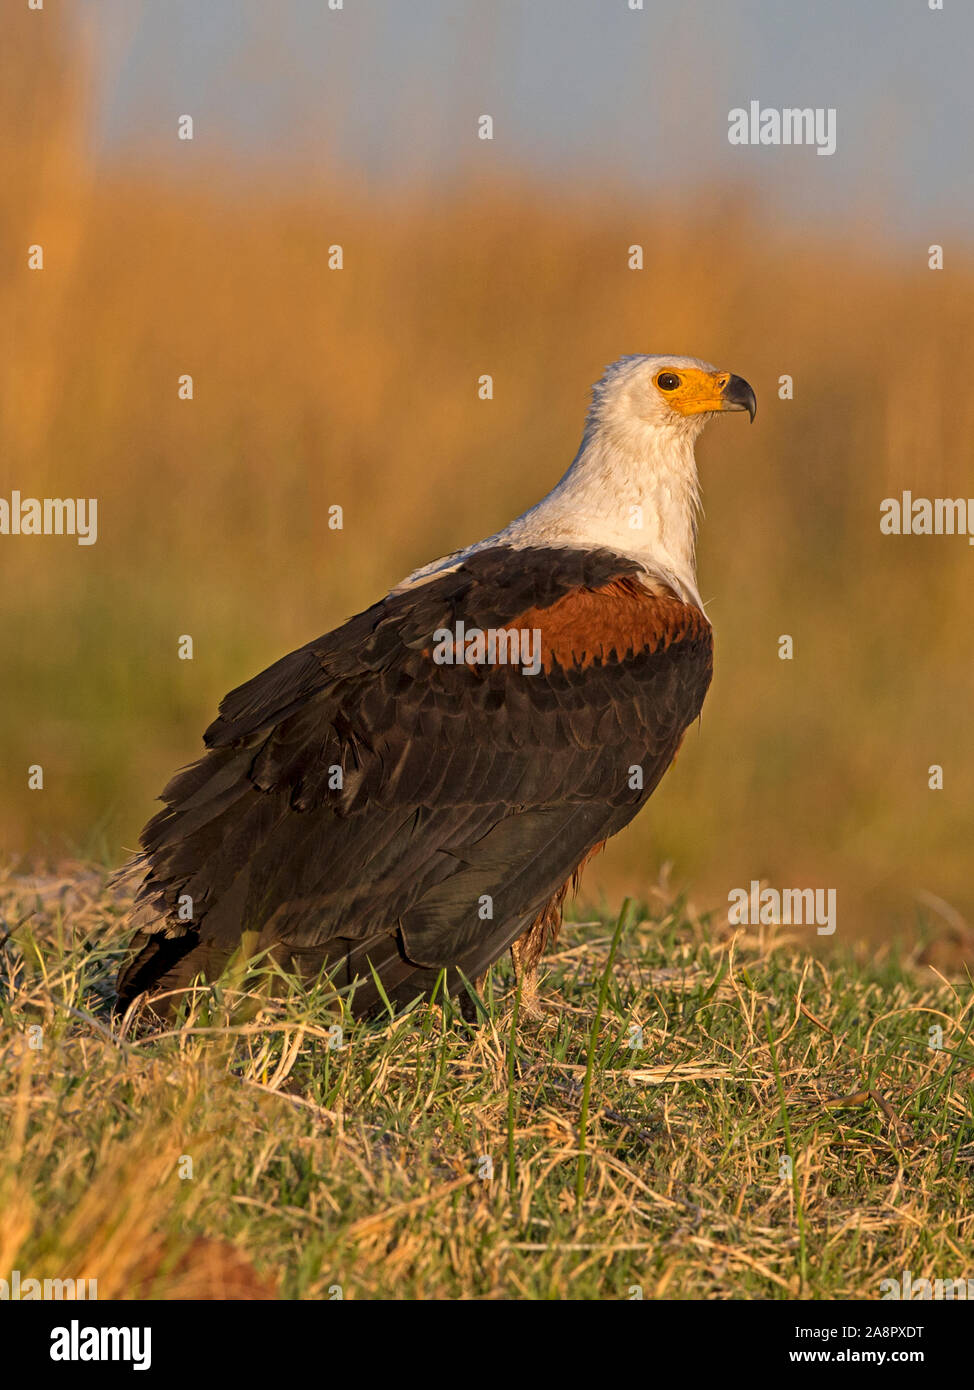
511,575 -> 711,672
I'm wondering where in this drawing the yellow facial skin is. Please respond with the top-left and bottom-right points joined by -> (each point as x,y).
655,367 -> 757,421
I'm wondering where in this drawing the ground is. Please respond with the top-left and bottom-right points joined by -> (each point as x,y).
1,861 -> 972,1300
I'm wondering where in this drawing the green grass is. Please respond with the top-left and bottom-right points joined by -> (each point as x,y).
1,861 -> 972,1300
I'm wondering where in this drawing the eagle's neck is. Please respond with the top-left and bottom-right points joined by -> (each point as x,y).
490,426 -> 704,607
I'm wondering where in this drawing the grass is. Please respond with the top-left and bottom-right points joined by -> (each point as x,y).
2,860 -> 972,1300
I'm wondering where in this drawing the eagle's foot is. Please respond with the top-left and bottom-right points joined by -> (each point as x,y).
515,974 -> 545,1021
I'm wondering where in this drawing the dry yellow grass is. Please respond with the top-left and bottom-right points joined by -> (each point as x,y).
1,863 -> 971,1299
3,13 -> 973,944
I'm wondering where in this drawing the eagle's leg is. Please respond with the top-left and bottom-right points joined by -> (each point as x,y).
510,879 -> 578,1019
459,973 -> 487,1023
510,934 -> 543,1019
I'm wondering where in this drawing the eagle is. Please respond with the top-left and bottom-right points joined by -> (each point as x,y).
117,355 -> 755,1020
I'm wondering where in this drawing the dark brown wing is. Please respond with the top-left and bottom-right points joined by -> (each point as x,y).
118,545 -> 712,1015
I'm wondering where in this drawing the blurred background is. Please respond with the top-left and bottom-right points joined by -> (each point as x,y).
3,0 -> 972,944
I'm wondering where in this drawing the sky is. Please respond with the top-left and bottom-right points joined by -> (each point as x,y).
82,0 -> 974,242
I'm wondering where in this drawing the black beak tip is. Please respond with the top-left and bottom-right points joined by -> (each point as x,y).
724,373 -> 757,423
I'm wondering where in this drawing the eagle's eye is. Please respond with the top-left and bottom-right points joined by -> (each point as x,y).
656,372 -> 681,391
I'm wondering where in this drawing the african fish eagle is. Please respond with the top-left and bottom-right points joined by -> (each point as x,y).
117,355 -> 755,1019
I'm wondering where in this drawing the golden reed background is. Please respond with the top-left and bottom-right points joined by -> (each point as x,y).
3,12 -> 972,941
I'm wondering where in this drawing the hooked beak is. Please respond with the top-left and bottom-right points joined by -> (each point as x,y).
716,372 -> 757,422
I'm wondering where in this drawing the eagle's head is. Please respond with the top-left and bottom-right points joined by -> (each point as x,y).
588,353 -> 756,448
